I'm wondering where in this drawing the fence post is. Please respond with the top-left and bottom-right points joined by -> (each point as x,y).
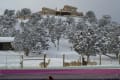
6,56 -> 7,69
20,55 -> 24,69
99,54 -> 101,65
44,54 -> 46,68
63,54 -> 65,67
118,54 -> 120,64
79,56 -> 81,64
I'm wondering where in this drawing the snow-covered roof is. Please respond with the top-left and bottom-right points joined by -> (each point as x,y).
0,37 -> 14,42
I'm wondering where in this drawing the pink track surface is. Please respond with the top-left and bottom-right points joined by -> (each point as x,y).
0,69 -> 120,75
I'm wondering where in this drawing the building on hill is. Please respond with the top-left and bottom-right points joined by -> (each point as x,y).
17,5 -> 83,19
61,5 -> 83,16
62,5 -> 78,12
0,37 -> 14,50
40,7 -> 56,15
18,5 -> 83,19
40,5 -> 83,16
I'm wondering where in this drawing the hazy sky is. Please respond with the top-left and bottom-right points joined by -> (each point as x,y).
0,0 -> 120,22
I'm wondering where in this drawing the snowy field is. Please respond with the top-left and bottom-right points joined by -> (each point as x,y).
0,38 -> 120,69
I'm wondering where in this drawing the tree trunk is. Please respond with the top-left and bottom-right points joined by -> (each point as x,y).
51,40 -> 56,47
82,56 -> 84,65
44,54 -> 46,68
119,54 -> 120,64
81,54 -> 84,65
82,56 -> 87,65
87,55 -> 90,62
53,42 -> 56,47
63,54 -> 65,67
24,16 -> 26,20
116,54 -> 118,59
70,46 -> 72,51
57,39 -> 59,51
20,55 -> 24,69
24,48 -> 29,56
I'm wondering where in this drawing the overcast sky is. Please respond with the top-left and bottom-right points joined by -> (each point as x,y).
0,0 -> 120,22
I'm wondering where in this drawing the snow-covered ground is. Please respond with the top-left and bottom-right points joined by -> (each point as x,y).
0,51 -> 22,68
0,38 -> 120,69
45,38 -> 78,57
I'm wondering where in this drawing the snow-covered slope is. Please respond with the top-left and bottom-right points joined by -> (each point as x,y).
45,38 -> 79,58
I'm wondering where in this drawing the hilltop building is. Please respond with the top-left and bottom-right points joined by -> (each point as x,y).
40,7 -> 56,15
40,5 -> 83,16
18,5 -> 83,19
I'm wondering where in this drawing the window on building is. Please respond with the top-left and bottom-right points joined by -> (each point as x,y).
0,42 -> 14,50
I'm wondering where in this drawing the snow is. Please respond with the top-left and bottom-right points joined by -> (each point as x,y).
0,37 -> 14,42
0,51 -> 23,68
0,16 -> 120,69
0,38 -> 119,69
15,21 -> 22,32
44,38 -> 79,58
0,51 -> 23,56
42,15 -> 81,23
